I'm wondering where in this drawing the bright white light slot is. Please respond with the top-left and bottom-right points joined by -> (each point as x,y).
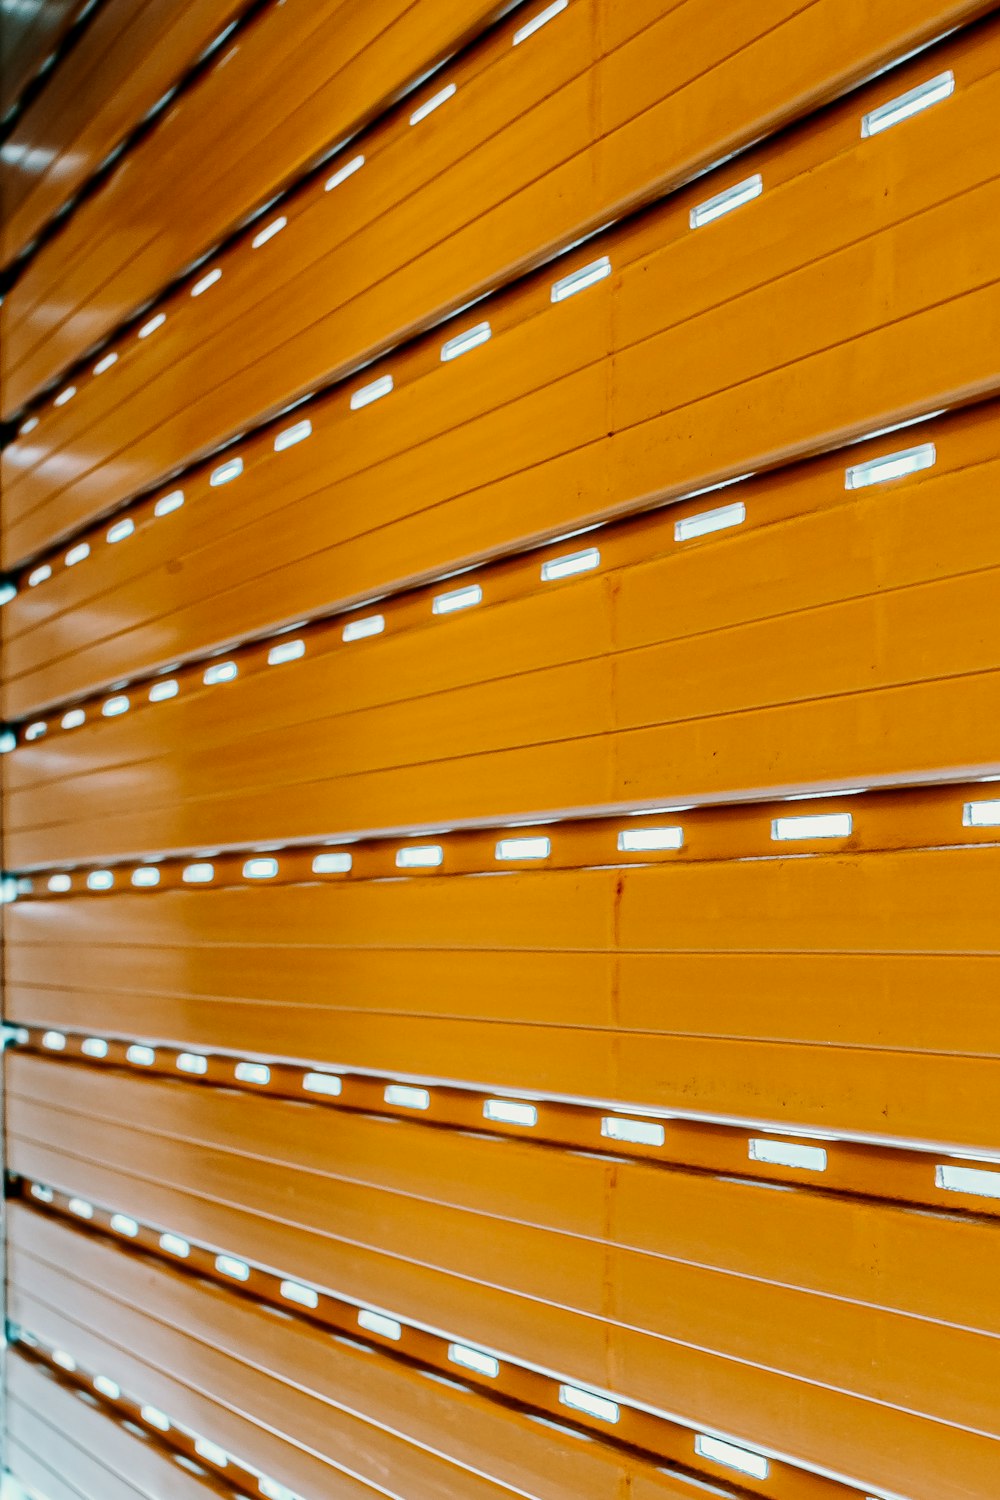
183,862 -> 214,882
111,1213 -> 139,1237
235,1061 -> 270,1085
47,874 -> 72,892
690,174 -> 763,230
210,456 -> 243,486
358,1309 -> 402,1340
28,564 -> 52,587
484,1098 -> 538,1127
617,826 -> 683,853
25,720 -> 47,740
409,82 -> 456,126
440,321 -> 491,362
495,836 -> 550,862
42,1030 -> 66,1050
963,800 -> 1000,828
551,256 -> 611,303
342,614 -> 384,642
127,1044 -> 155,1066
216,1254 -> 250,1281
280,1280 -> 319,1309
325,153 -> 364,191
141,1406 -> 170,1432
936,1163 -> 1000,1200
132,867 -> 160,887
602,1116 -> 665,1146
203,661 -> 237,685
106,518 -> 134,543
149,679 -> 179,702
694,1434 -> 769,1481
303,1070 -> 342,1095
513,0 -> 567,44
674,501 -> 746,542
260,1481 -> 296,1500
252,215 -> 286,248
861,70 -> 954,138
53,1350 -> 77,1371
31,1184 -> 54,1202
559,1385 -> 619,1424
448,1343 -> 500,1377
54,385 -> 76,407
749,1137 -> 827,1172
384,1083 -> 430,1110
395,845 -> 442,869
68,1197 -> 93,1219
93,352 -> 118,375
771,812 -> 852,842
87,870 -> 114,890
65,542 -> 90,568
160,1232 -> 190,1257
81,1038 -> 109,1058
138,313 -> 165,339
844,442 -> 935,490
267,639 -> 304,666
194,1438 -> 228,1467
350,374 -> 393,410
244,857 -> 279,879
312,851 -> 352,874
433,583 -> 482,615
61,709 -> 85,729
94,1376 -> 120,1399
102,695 -> 130,717
541,547 -> 599,581
177,1052 -> 208,1074
155,490 -> 184,516
0,581 -> 15,605
191,268 -> 222,297
20,416 -> 39,435
0,731 -> 16,752
274,419 -> 311,452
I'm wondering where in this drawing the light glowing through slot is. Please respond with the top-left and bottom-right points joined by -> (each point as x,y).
541,547 -> 599,581
312,851 -> 352,874
87,870 -> 114,890
617,826 -> 683,853
551,256 -> 612,303
861,71 -> 954,137
409,82 -> 456,126
47,874 -> 72,892
94,1376 -> 121,1399
674,501 -> 746,542
936,1163 -> 1000,1199
602,1115 -> 666,1146
68,1198 -> 93,1219
449,1343 -> 500,1377
342,614 -> 384,642
127,1044 -> 155,1065
149,678 -> 179,702
111,1213 -> 139,1237
384,1083 -> 430,1109
252,215 -> 286,247
42,1030 -> 66,1049
440,321 -> 491,362
191,268 -> 222,296
132,867 -> 160,887
54,385 -> 76,406
194,1439 -> 228,1467
177,1052 -> 208,1074
155,490 -> 184,516
81,1038 -> 109,1058
358,1309 -> 402,1339
325,153 -> 364,191
845,442 -> 936,489
274,419 -> 311,452
0,731 -> 16,752
350,374 -> 393,410
559,1385 -> 620,1424
210,456 -> 243,486
160,1232 -> 190,1257
31,1184 -> 54,1202
138,313 -> 165,338
61,709 -> 86,729
20,417 -> 39,435
25,721 -> 46,739
267,639 -> 305,665
244,857 -> 279,879
93,352 -> 118,375
28,564 -> 52,586
141,1406 -> 170,1431
65,542 -> 89,566
0,582 -> 15,604
690,174 -> 763,229
303,1070 -> 342,1095
513,0 -> 567,44
495,836 -> 551,861
433,583 -> 482,614
203,661 -> 237,684
395,845 -> 442,869
53,1350 -> 77,1371
260,1481 -> 296,1500
964,800 -> 1000,827
216,1254 -> 250,1281
107,518 -> 134,543
102,695 -> 130,716
235,1061 -> 270,1085
280,1280 -> 318,1308
183,862 -> 214,882
694,1434 -> 769,1481
749,1137 -> 828,1172
771,812 -> 852,841
483,1098 -> 538,1127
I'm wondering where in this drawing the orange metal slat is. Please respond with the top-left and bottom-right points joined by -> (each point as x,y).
0,0 -> 90,121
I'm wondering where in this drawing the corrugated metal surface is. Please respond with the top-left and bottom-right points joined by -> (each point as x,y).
3,3 -> 998,1500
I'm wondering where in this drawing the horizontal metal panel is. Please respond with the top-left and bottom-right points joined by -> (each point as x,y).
0,0 -> 90,121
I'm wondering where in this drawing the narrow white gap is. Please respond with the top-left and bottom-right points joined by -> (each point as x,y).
861,71 -> 954,137
191,268 -> 222,297
690,174 -> 762,229
127,1044 -> 155,1065
138,313 -> 165,339
280,1280 -> 319,1309
81,1038 -> 108,1058
274,419 -> 311,452
68,1198 -> 93,1219
216,1254 -> 250,1281
513,0 -> 567,45
47,874 -> 72,892
342,614 -> 384,642
141,1406 -> 170,1431
440,321 -> 491,362
748,1137 -> 827,1172
93,352 -> 118,375
551,256 -> 611,303
541,547 -> 599,581
694,1434 -> 769,1481
617,826 -> 683,853
252,216 -> 287,248
601,1116 -> 665,1146
102,695 -> 129,717
358,1309 -> 402,1339
54,385 -> 76,406
65,542 -> 89,566
963,800 -> 1000,827
210,457 -> 243,486
42,1030 -> 66,1049
433,583 -> 482,615
674,501 -> 746,542
183,862 -> 215,882
395,845 -> 442,869
483,1098 -> 538,1126
110,1213 -> 139,1237
325,153 -> 364,191
495,836 -> 551,861
177,1052 -> 208,1074
61,709 -> 86,729
267,639 -> 305,666
350,374 -> 393,410
28,564 -> 51,586
24,721 -> 46,739
155,490 -> 184,516
244,857 -> 279,878
448,1343 -> 500,1377
107,518 -> 134,543
384,1083 -> 430,1109
559,1385 -> 619,1423
86,870 -> 114,890
771,813 -> 852,841
844,442 -> 935,489
410,82 -> 456,126
160,1233 -> 190,1257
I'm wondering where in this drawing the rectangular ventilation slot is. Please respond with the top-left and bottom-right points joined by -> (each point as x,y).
513,0 -> 567,44
358,1309 -> 402,1340
559,1385 -> 620,1424
194,1439 -> 228,1467
433,583 -> 482,614
107,518 -> 134,543
274,419 -> 311,452
111,1214 -> 139,1236
342,614 -> 385,642
43,1030 -> 66,1049
61,710 -> 85,729
155,490 -> 184,516
674,501 -> 746,542
771,813 -> 852,841
260,1481 -> 296,1500
495,836 -> 551,861
235,1062 -> 270,1085
177,1052 -> 208,1074
748,1138 -> 828,1172
138,314 -> 165,338
149,679 -> 179,701
601,1116 -> 665,1146
690,174 -> 763,229
31,1185 -> 54,1202
28,565 -> 51,586
350,374 -> 393,410
87,870 -> 114,889
19,417 -> 39,435
267,639 -> 305,666
551,256 -> 611,302
694,1434 -> 769,1481
325,153 -> 364,191
541,547 -> 599,581
65,542 -> 90,566
132,867 -> 160,887
141,1407 -> 170,1432
216,1255 -> 250,1281
127,1045 -> 155,1065
280,1280 -> 319,1309
312,852 -> 353,873
191,268 -> 222,296
47,875 -> 71,892
183,863 -> 214,883
252,216 -> 286,248
54,386 -> 76,406
303,1071 -> 343,1095
395,845 -> 443,869
93,352 -> 118,375
844,442 -> 936,489
210,457 -> 243,486
53,1351 -> 77,1371
81,1038 -> 108,1058
936,1163 -> 1000,1199
94,1376 -> 120,1399
483,1098 -> 538,1126
410,83 -> 456,126
160,1233 -> 190,1257
861,70 -> 954,137
25,721 -> 46,739
963,800 -> 1000,827
441,322 -> 492,361
384,1083 -> 430,1109
448,1343 -> 500,1377
203,661 -> 237,684
243,858 -> 279,879
68,1198 -> 93,1218
102,695 -> 129,716
617,826 -> 683,853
